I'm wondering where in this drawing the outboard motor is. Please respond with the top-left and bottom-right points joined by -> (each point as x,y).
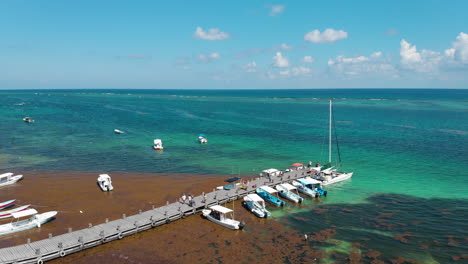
239,221 -> 246,230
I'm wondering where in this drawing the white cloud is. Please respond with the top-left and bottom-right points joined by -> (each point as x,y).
196,52 -> 221,62
272,52 -> 290,68
243,61 -> 257,72
279,43 -> 292,50
270,5 -> 285,16
194,27 -> 230,41
280,66 -> 312,77
209,52 -> 220,59
400,39 -> 443,73
304,28 -> 348,43
302,56 -> 314,63
328,52 -> 397,77
452,32 -> 468,64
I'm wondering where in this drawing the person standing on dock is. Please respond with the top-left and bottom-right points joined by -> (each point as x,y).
182,193 -> 187,204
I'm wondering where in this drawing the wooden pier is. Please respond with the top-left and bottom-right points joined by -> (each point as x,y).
0,169 -> 311,264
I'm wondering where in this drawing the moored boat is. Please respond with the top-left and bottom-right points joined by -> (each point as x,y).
153,139 -> 164,150
114,129 -> 124,134
97,174 -> 114,191
22,117 -> 34,123
297,177 -> 328,196
0,209 -> 57,236
256,186 -> 286,207
291,180 -> 318,198
0,174 -> 23,187
0,205 -> 31,219
0,200 -> 16,210
243,194 -> 271,218
275,183 -> 303,203
202,205 -> 245,230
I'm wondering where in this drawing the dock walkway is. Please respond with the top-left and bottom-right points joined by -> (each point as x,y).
0,169 -> 311,264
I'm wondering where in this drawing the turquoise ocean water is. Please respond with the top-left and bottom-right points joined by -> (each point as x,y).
1,89 -> 467,263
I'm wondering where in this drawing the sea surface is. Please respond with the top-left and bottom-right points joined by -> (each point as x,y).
1,89 -> 467,263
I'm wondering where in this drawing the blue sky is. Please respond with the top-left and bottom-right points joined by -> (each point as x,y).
1,0 -> 468,89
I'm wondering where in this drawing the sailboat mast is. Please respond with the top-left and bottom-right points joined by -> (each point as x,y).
329,99 -> 332,164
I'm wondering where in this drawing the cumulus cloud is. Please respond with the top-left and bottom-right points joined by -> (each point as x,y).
196,52 -> 221,62
400,39 -> 444,73
193,27 -> 230,41
328,51 -> 397,77
272,52 -> 290,68
242,61 -> 257,72
304,28 -> 348,43
269,5 -> 285,16
279,66 -> 312,77
452,32 -> 468,64
302,56 -> 314,63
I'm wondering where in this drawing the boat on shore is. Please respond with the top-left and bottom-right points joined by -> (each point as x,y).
275,183 -> 303,203
243,194 -> 271,218
97,174 -> 114,191
0,209 -> 57,236
256,186 -> 286,207
153,139 -> 164,150
202,205 -> 245,230
0,205 -> 30,219
198,134 -> 208,144
0,174 -> 23,187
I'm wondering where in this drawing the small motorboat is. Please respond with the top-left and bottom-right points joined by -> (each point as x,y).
0,199 -> 16,210
0,205 -> 30,219
97,174 -> 114,192
0,174 -> 23,187
114,129 -> 124,134
243,194 -> 271,218
153,139 -> 164,150
292,180 -> 319,198
256,186 -> 286,207
198,134 -> 208,144
22,117 -> 34,123
297,177 -> 328,196
0,209 -> 57,236
202,205 -> 245,230
275,183 -> 303,203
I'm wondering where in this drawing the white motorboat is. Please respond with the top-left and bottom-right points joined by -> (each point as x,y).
291,180 -> 318,198
198,134 -> 208,144
153,139 -> 164,150
275,183 -> 303,203
202,205 -> 245,230
0,174 -> 23,187
114,129 -> 124,134
97,174 -> 114,191
22,117 -> 34,123
0,205 -> 31,219
243,194 -> 271,218
0,209 -> 57,236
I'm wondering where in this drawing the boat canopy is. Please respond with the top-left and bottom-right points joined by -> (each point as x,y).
11,209 -> 38,219
199,134 -> 206,137
290,163 -> 304,167
209,205 -> 233,214
260,185 -> 278,194
298,177 -> 322,185
0,173 -> 13,178
154,139 -> 162,144
245,194 -> 264,202
262,168 -> 279,174
98,174 -> 111,180
225,177 -> 241,183
280,183 -> 297,191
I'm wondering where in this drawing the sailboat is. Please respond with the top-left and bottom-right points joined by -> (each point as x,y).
315,100 -> 353,186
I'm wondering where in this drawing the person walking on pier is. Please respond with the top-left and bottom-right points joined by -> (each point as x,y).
181,193 -> 187,204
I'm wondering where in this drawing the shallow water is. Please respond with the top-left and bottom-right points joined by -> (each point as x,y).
1,89 -> 467,263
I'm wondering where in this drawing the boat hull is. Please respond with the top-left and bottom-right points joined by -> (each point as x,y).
0,211 -> 57,236
0,205 -> 30,219
321,172 -> 353,186
0,175 -> 23,187
202,210 -> 242,230
255,189 -> 285,207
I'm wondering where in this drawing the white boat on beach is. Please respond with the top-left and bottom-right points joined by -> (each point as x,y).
0,205 -> 31,219
97,174 -> 114,191
153,139 -> 164,150
202,205 -> 245,230
114,129 -> 124,134
0,209 -> 57,236
0,174 -> 23,187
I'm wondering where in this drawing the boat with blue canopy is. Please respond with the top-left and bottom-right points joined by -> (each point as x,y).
297,177 -> 328,196
291,180 -> 319,198
256,186 -> 285,207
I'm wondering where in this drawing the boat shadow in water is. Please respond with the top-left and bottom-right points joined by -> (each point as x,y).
286,193 -> 468,264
